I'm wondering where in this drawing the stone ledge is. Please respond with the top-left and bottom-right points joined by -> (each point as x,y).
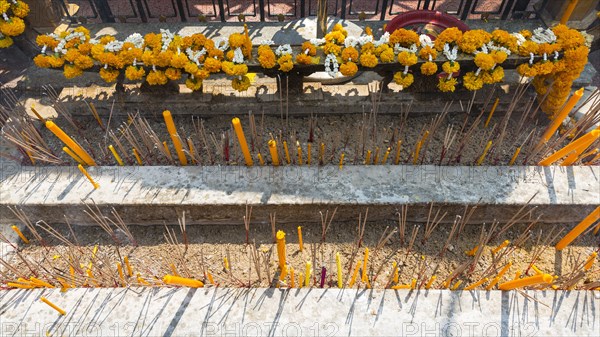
0,165 -> 597,225
1,287 -> 598,336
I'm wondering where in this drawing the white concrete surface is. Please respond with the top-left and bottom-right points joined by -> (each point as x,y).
0,288 -> 598,336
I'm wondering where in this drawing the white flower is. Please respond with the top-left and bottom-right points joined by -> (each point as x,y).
186,47 -> 206,65
214,37 -> 229,51
2,13 -> 9,21
324,53 -> 339,78
443,44 -> 458,61
309,38 -> 325,46
419,34 -> 433,48
233,47 -> 244,63
275,44 -> 292,56
531,28 -> 556,44
394,43 -> 417,54
125,33 -> 144,49
512,33 -> 526,46
358,35 -> 373,46
105,41 -> 124,52
160,29 -> 174,51
485,41 -> 511,56
344,36 -> 359,48
258,40 -> 274,46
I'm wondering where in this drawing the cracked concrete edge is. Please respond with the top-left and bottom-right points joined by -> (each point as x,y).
0,287 -> 598,336
0,165 -> 598,225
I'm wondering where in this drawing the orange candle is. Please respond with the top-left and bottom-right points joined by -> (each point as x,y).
465,277 -> 489,290
40,297 -> 66,315
498,273 -> 553,290
276,230 -> 286,270
283,141 -> 291,164
584,252 -> 597,270
46,121 -> 96,166
268,140 -> 280,166
108,145 -> 124,166
425,275 -> 436,289
539,129 -> 599,166
11,225 -> 29,244
163,275 -> 204,288
484,98 -> 499,128
297,226 -> 304,252
232,117 -> 253,166
163,110 -> 188,166
560,136 -> 596,166
78,164 -> 99,189
555,206 -> 600,250
560,0 -> 579,24
539,88 -> 584,145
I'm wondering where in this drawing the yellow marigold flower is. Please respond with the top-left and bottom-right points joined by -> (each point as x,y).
332,23 -> 347,35
74,55 -> 94,69
361,42 -> 375,54
99,68 -> 120,83
165,67 -> 181,80
393,72 -> 414,88
226,50 -> 235,61
184,62 -> 199,75
221,61 -> 235,75
229,33 -> 246,48
374,43 -> 390,56
63,64 -> 83,79
144,33 -> 161,50
258,46 -> 277,68
301,41 -> 317,56
73,26 -> 90,39
154,51 -> 173,67
491,66 -> 504,83
323,42 -> 341,56
519,30 -> 532,39
185,77 -> 203,91
365,26 -> 373,36
397,51 -> 417,66
434,27 -> 463,51
232,63 -> 248,76
64,49 -> 81,63
442,61 -> 459,74
204,57 -> 222,73
463,72 -> 484,91
325,30 -> 345,44
232,75 -> 251,92
491,30 -> 517,53
552,60 -> 566,72
553,25 -> 585,50
0,17 -> 25,36
474,53 -> 495,71
359,53 -> 378,68
48,55 -> 65,68
341,47 -> 359,62
36,35 -> 58,49
146,70 -> 168,85
380,48 -> 395,63
278,54 -> 294,72
340,61 -> 358,76
296,53 -> 312,65
389,29 -> 420,47
195,69 -> 210,80
78,42 -> 93,55
170,53 -> 189,68
533,61 -> 554,76
538,43 -> 559,55
420,61 -> 438,76
0,1 -> 9,13
33,54 -> 51,68
438,77 -> 457,92
518,40 -> 538,56
459,30 -> 491,54
125,66 -> 145,81
491,50 -> 507,64
419,46 -> 437,60
208,48 -> 224,60
11,1 -> 30,18
99,35 -> 115,44
0,34 -> 13,48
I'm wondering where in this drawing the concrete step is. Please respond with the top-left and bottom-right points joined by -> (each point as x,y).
0,165 -> 597,225
1,287 -> 598,336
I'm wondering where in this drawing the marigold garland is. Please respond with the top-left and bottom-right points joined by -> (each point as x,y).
393,72 -> 414,88
340,61 -> 358,76
0,0 -> 29,48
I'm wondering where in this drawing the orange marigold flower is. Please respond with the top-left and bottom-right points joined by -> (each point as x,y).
341,47 -> 359,62
420,62 -> 438,76
360,53 -> 378,68
340,61 -> 358,76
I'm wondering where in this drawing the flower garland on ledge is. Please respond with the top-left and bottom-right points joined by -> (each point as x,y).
33,23 -> 588,115
0,0 -> 29,48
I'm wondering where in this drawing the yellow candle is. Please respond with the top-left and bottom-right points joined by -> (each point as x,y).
8,282 -> 34,289
513,270 -> 522,280
508,147 -> 521,166
224,257 -> 229,270
560,0 -> 579,24
108,145 -> 124,166
137,273 -> 149,285
364,150 -> 372,165
207,270 -> 215,285
46,121 -> 96,166
162,141 -> 173,161
289,267 -> 295,288
170,263 -> 179,276
339,153 -> 345,170
539,129 -> 599,166
560,136 -> 596,166
394,140 -> 402,165
232,117 -> 253,166
297,144 -> 303,165
25,149 -> 35,164
163,110 -> 188,166
497,262 -> 512,278
283,141 -> 291,164
56,277 -> 70,291
187,138 -> 197,164
78,164 -> 99,189
297,226 -> 304,252
465,277 -> 489,290
465,245 -> 479,256
124,256 -> 133,277
451,280 -> 462,290
373,147 -> 380,164
411,278 -> 417,289
307,142 -> 312,165
319,143 -> 325,164
163,274 -> 204,288
69,266 -> 75,287
298,273 -> 304,288
555,206 -> 600,250
531,264 -> 543,275
539,88 -> 584,145
117,263 -> 125,286
477,141 -> 492,165
40,297 -> 66,315
336,252 -> 343,288
381,147 -> 391,164
392,284 -> 412,289
89,102 -> 104,128
30,105 -> 46,123
584,252 -> 597,270
425,275 -> 436,289
392,261 -> 399,283
348,261 -> 361,288
361,248 -> 369,282
485,276 -> 501,290
484,98 -> 499,128
413,141 -> 422,164
305,262 -> 311,287
11,225 -> 29,244
268,140 -> 279,166
276,230 -> 287,270
491,240 -> 510,255
132,148 -> 143,165
257,153 -> 265,166
30,277 -> 54,288
498,273 -> 553,290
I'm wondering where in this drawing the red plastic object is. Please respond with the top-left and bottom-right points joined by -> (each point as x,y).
385,10 -> 470,35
